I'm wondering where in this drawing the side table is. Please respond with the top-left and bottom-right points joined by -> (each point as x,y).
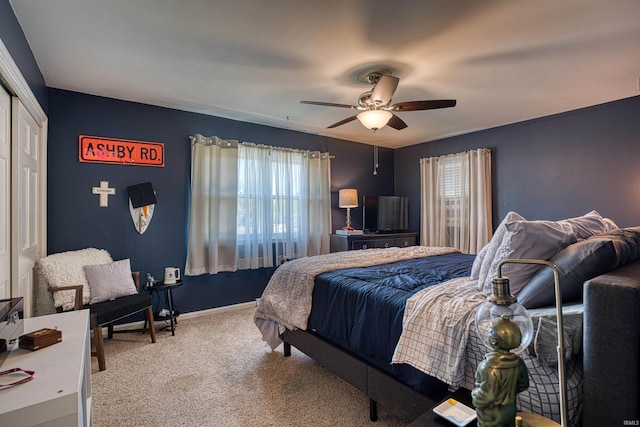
148,280 -> 183,336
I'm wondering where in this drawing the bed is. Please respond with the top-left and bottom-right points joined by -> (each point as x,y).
254,211 -> 640,426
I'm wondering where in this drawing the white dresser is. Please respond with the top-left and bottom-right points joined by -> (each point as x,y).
0,309 -> 92,426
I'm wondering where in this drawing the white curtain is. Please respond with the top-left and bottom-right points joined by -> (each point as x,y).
185,135 -> 239,275
306,151 -> 332,255
237,143 -> 331,269
419,148 -> 492,254
186,135 -> 332,275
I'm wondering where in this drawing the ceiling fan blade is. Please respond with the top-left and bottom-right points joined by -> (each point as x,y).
371,75 -> 399,105
387,114 -> 408,130
389,99 -> 457,111
300,100 -> 356,109
327,115 -> 359,128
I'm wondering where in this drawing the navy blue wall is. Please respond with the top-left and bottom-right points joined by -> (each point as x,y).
0,0 -> 47,111
395,95 -> 640,234
47,88 -> 394,313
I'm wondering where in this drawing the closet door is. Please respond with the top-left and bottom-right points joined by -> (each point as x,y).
0,86 -> 9,299
12,98 -> 42,316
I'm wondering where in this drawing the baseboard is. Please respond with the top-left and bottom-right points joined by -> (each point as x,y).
112,300 -> 256,332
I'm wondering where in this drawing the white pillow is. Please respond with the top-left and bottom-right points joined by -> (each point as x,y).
477,211 -> 526,290
84,259 -> 138,304
39,248 -> 113,310
557,210 -> 608,240
481,219 -> 577,296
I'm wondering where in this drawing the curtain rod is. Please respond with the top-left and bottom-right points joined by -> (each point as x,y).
419,147 -> 491,162
190,134 -> 334,158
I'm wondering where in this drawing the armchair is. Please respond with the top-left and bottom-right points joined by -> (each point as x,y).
37,249 -> 156,371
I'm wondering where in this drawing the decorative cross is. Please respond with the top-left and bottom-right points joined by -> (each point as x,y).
92,181 -> 116,207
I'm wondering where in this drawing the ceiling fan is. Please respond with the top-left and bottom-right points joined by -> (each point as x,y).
300,71 -> 456,131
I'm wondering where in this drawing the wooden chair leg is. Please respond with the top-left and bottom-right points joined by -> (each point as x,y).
107,323 -> 114,339
93,326 -> 106,371
146,307 -> 157,343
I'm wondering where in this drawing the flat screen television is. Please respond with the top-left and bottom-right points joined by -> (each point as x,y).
363,196 -> 409,233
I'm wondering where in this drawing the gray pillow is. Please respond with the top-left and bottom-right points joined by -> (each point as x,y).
518,238 -> 617,309
84,259 -> 137,304
482,219 -> 577,296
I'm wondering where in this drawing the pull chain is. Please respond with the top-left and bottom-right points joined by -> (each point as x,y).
373,145 -> 379,175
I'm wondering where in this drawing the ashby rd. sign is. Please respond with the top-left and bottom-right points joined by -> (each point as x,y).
79,135 -> 165,167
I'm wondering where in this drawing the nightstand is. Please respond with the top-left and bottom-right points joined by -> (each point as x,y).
148,280 -> 183,336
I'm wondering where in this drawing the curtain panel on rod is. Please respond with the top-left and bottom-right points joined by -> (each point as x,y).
419,148 -> 492,254
186,135 -> 332,276
186,135 -> 239,275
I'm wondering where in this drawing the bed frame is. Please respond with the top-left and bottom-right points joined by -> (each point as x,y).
281,328 -> 444,422
281,259 -> 640,425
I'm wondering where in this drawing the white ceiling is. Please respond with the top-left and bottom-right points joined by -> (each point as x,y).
10,0 -> 640,148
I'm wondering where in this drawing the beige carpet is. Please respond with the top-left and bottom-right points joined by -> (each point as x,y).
90,305 -> 408,427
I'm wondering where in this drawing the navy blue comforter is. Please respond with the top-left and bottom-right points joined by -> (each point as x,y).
307,252 -> 474,394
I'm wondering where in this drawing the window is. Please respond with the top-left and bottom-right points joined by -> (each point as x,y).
186,135 -> 331,276
420,149 -> 492,254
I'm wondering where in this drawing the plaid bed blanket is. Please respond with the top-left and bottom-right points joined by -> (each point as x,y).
391,277 -> 485,388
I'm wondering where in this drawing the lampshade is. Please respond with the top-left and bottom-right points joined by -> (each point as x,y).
338,189 -> 358,208
357,110 -> 393,130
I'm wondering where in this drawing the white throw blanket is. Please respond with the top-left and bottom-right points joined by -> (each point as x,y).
391,277 -> 485,388
254,246 -> 459,349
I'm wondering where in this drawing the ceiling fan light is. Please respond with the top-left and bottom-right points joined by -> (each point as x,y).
357,110 -> 393,130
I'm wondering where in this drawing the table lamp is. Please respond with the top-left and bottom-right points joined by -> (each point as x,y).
339,189 -> 358,230
474,259 -> 567,427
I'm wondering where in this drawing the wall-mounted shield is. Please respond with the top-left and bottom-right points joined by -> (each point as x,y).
129,201 -> 154,234
127,182 -> 157,234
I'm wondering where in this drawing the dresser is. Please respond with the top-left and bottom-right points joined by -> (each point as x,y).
330,232 -> 418,252
0,309 -> 92,426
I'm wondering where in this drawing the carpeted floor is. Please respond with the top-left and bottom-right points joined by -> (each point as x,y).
90,305 -> 408,427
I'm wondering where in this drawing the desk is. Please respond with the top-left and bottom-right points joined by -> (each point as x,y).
0,310 -> 91,427
148,280 -> 183,336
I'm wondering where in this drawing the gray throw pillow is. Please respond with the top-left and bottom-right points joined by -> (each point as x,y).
84,259 -> 137,304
